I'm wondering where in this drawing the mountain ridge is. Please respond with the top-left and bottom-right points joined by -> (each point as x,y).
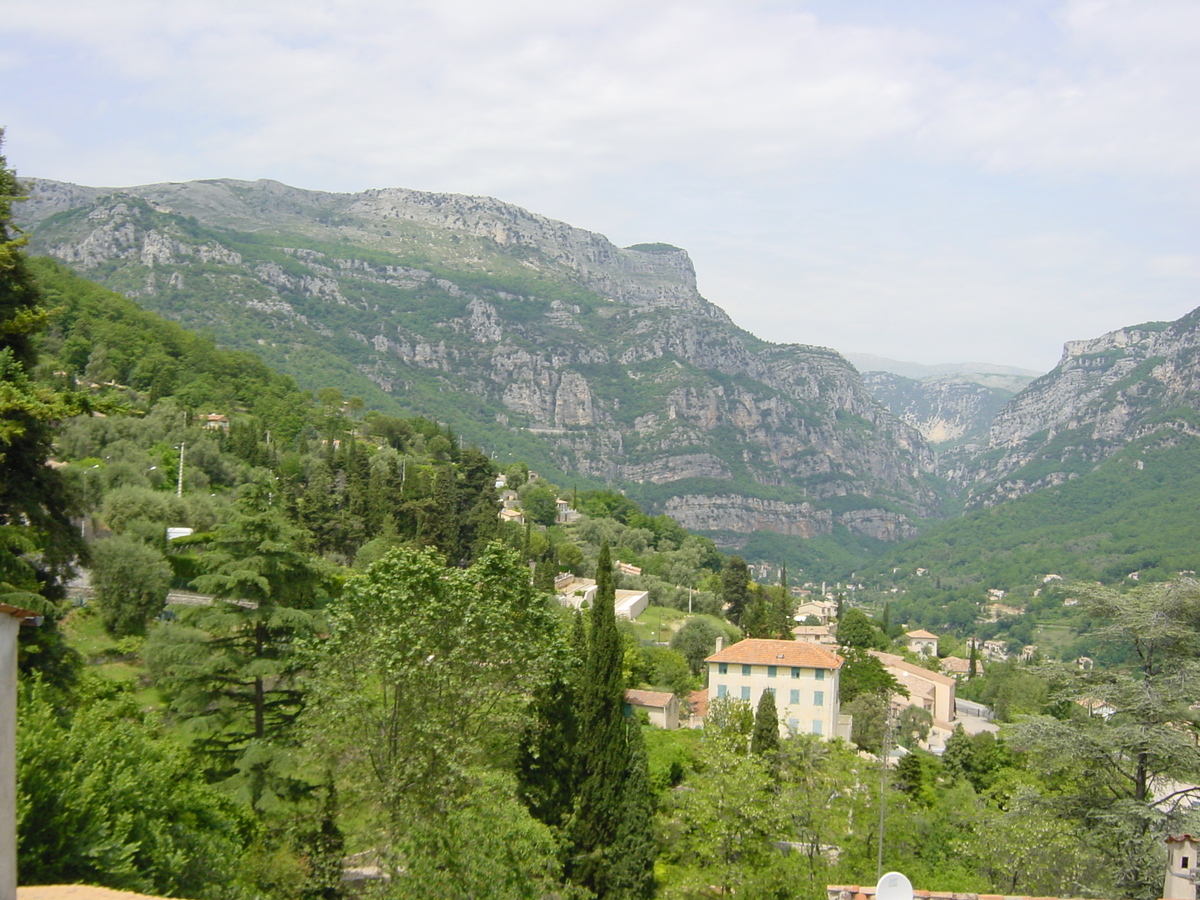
20,176 -> 943,544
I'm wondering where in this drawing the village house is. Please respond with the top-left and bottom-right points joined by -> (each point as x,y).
625,689 -> 680,729
792,624 -> 837,645
982,639 -> 1009,660
685,689 -> 709,729
872,650 -> 957,724
554,576 -> 649,620
904,629 -> 939,656
939,655 -> 983,680
706,639 -> 850,740
1165,834 -> 1198,900
794,598 -> 838,626
3,604 -> 40,900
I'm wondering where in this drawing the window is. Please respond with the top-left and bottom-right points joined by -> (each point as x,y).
815,668 -> 825,681
1184,856 -> 1191,870
767,665 -> 777,678
718,663 -> 728,675
717,684 -> 727,699
788,718 -> 799,732
790,690 -> 800,705
791,667 -> 800,678
742,664 -> 752,676
741,686 -> 751,701
814,690 -> 824,707
811,719 -> 823,735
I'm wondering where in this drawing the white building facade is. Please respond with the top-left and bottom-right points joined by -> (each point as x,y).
706,639 -> 846,739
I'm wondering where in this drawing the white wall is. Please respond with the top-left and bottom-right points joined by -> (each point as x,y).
708,661 -> 841,738
1,614 -> 21,900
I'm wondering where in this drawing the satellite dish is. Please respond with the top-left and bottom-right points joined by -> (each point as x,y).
876,871 -> 914,900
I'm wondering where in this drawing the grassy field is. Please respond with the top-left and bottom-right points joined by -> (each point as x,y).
62,606 -> 164,709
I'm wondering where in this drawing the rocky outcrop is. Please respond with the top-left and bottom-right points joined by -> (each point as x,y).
22,177 -> 945,537
957,310 -> 1200,506
861,372 -> 1019,447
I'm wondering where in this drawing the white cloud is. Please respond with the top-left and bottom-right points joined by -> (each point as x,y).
4,0 -> 1198,368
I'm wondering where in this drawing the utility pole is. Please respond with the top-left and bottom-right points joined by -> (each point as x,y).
177,441 -> 185,497
877,708 -> 893,880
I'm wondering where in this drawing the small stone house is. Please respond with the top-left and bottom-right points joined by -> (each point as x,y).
625,689 -> 680,730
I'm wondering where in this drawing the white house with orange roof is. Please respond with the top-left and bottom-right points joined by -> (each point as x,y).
706,638 -> 848,739
904,629 -> 939,656
871,650 -> 957,723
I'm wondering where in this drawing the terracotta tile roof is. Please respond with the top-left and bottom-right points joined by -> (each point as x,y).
0,602 -> 42,620
625,688 -> 675,708
906,629 -> 939,639
872,650 -> 957,687
792,625 -> 833,636
940,656 -> 975,674
687,689 -> 709,718
706,638 -> 843,669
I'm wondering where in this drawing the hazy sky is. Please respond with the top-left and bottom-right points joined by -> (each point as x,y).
5,0 -> 1198,372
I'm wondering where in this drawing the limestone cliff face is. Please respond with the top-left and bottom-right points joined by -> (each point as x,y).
22,177 -> 943,535
860,372 -> 1018,448
956,311 -> 1200,506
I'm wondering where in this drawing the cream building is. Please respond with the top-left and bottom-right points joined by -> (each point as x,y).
904,629 -> 939,656
706,639 -> 847,739
3,604 -> 40,900
1165,834 -> 1198,900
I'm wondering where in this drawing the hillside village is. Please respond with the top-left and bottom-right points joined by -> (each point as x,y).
3,150 -> 1200,900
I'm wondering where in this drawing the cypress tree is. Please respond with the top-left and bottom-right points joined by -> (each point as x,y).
721,556 -> 751,625
607,718 -> 656,899
516,644 -> 579,831
568,542 -> 630,896
750,688 -> 780,760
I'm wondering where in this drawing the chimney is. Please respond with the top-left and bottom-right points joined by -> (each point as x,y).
714,636 -> 724,653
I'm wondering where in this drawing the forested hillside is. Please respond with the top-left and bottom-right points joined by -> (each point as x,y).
6,144 -> 1200,900
21,177 -> 943,555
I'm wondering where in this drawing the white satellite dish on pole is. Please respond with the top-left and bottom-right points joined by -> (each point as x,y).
876,871 -> 914,900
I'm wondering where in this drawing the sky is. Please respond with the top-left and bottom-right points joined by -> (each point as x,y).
3,0 -> 1198,373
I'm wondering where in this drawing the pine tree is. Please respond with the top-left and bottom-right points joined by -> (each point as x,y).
145,481 -> 330,806
0,133 -> 87,685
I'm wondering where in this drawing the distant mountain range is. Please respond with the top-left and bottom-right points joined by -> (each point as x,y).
846,354 -> 1040,449
20,177 -> 941,548
21,175 -> 1200,582
844,353 -> 1042,383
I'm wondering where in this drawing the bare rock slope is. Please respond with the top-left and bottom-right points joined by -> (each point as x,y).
23,177 -> 942,539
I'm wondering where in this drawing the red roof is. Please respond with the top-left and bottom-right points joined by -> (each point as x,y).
871,650 -> 956,687
687,689 -> 709,718
0,603 -> 41,621
706,639 -> 842,669
906,629 -> 938,639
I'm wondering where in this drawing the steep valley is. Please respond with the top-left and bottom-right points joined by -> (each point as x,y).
21,177 -> 942,547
